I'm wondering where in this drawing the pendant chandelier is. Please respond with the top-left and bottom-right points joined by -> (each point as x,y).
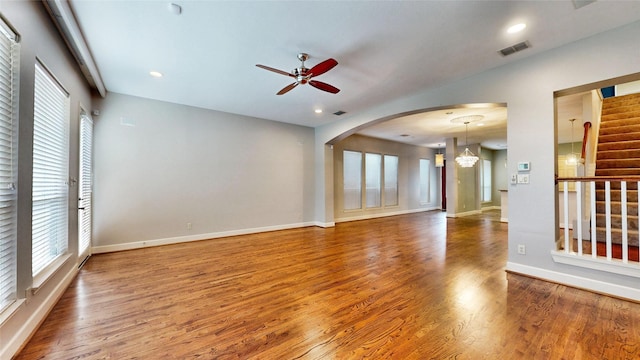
565,118 -> 578,165
455,121 -> 479,168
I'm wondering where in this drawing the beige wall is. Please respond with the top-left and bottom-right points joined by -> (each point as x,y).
92,92 -> 316,250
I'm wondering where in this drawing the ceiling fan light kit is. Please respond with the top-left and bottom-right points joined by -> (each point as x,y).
256,53 -> 340,95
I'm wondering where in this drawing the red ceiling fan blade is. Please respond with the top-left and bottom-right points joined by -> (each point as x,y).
256,64 -> 295,78
277,82 -> 299,95
308,58 -> 338,78
309,80 -> 340,94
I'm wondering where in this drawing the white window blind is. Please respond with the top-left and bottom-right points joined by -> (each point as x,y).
0,18 -> 19,313
419,159 -> 430,204
384,155 -> 398,206
365,153 -> 381,208
482,159 -> 492,202
343,150 -> 362,210
78,113 -> 93,257
32,62 -> 70,276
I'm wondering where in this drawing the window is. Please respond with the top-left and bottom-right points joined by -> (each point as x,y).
365,153 -> 381,208
78,112 -> 93,260
343,151 -> 399,210
343,150 -> 362,210
482,159 -> 492,202
0,17 -> 19,313
420,159 -> 431,204
419,159 -> 430,204
384,155 -> 398,206
32,61 -> 70,277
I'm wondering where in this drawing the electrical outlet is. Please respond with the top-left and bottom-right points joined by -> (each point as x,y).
511,174 -> 517,184
187,222 -> 192,230
517,244 -> 526,255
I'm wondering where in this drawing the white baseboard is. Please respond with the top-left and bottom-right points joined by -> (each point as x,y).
335,207 -> 438,223
2,266 -> 78,360
446,209 -> 482,218
505,261 -> 640,302
92,221 -> 319,254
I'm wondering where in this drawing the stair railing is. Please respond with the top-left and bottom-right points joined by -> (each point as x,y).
555,176 -> 640,277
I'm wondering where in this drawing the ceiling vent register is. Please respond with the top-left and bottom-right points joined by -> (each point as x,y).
498,41 -> 531,57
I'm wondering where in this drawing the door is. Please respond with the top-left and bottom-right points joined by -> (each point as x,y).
78,111 -> 93,263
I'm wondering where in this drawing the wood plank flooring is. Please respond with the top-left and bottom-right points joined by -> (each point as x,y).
16,211 -> 640,359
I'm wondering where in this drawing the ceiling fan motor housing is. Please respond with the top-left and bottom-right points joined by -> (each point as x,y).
293,67 -> 310,83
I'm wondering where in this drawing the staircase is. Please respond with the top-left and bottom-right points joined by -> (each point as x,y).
594,92 -> 640,260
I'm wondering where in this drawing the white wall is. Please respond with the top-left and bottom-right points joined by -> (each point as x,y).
92,93 -> 316,251
0,1 -> 94,358
315,21 -> 640,298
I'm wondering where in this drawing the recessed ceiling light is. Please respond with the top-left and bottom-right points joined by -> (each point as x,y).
149,71 -> 163,78
477,123 -> 484,126
314,109 -> 323,114
507,23 -> 526,34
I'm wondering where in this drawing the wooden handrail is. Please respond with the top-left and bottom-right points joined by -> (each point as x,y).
581,121 -> 591,160
557,175 -> 640,182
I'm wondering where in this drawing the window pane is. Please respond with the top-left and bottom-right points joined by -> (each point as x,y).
482,159 -> 492,202
365,153 -> 381,208
384,155 -> 398,206
32,62 -> 70,276
343,150 -> 362,210
420,159 -> 430,204
0,19 -> 18,313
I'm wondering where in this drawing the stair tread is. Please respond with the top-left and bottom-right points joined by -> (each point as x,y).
595,227 -> 639,234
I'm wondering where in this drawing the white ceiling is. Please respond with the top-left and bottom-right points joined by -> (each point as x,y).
67,0 -> 640,148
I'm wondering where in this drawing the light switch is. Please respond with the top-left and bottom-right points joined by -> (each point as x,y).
517,174 -> 529,184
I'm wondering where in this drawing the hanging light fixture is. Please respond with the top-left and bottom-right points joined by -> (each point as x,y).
566,118 -> 578,165
455,121 -> 480,167
435,143 -> 444,167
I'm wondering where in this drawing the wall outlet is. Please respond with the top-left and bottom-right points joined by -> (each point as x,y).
187,222 -> 192,230
517,244 -> 526,255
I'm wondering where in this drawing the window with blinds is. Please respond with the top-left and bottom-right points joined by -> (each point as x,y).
419,159 -> 430,204
365,153 -> 382,208
384,155 -> 398,206
343,150 -> 362,210
78,113 -> 93,258
0,17 -> 19,314
32,61 -> 70,277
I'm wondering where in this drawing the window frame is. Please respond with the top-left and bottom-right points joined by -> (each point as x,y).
31,60 -> 71,282
0,15 -> 19,315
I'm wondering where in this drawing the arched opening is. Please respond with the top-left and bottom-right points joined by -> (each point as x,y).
325,102 -> 507,224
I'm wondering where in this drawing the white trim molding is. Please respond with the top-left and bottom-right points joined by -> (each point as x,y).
93,221 -> 320,254
506,261 -> 640,302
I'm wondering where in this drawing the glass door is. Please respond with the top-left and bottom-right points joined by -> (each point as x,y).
78,111 -> 93,263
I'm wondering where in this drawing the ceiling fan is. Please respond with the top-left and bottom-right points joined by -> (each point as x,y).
256,53 -> 340,95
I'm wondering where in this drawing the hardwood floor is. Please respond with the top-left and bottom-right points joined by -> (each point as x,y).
16,211 -> 640,359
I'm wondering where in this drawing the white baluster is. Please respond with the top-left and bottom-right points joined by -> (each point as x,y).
590,181 -> 597,259
621,181 -> 628,263
605,181 -> 612,261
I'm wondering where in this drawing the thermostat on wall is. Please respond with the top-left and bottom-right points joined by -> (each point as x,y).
517,162 -> 530,172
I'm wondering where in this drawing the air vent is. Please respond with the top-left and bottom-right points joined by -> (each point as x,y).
333,110 -> 347,116
498,41 -> 531,57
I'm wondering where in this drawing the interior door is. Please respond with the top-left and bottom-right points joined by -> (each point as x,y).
78,111 -> 93,263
